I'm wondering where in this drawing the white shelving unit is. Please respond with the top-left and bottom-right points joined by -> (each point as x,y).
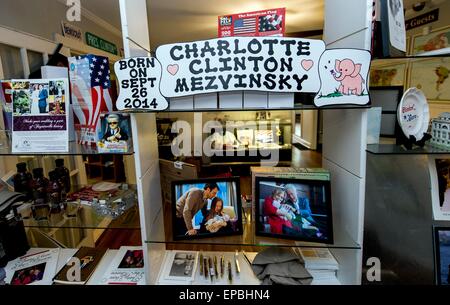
118,0 -> 372,285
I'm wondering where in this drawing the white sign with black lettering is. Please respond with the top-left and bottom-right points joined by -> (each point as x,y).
155,37 -> 325,97
114,57 -> 167,111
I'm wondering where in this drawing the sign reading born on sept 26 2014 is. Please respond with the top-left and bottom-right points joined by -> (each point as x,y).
156,37 -> 325,97
114,57 -> 168,111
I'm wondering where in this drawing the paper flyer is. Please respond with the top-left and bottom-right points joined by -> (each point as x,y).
11,79 -> 69,153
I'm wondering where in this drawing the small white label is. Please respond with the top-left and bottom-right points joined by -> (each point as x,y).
174,161 -> 183,170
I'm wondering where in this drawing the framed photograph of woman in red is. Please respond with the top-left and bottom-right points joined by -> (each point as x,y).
254,176 -> 333,244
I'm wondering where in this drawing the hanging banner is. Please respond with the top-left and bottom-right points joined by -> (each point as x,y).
156,37 -> 324,97
114,57 -> 167,111
218,8 -> 286,38
114,37 -> 371,110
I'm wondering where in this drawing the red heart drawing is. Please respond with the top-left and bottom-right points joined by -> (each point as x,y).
167,64 -> 179,76
301,60 -> 314,71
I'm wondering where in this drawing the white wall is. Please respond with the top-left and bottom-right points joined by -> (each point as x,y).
292,110 -> 318,149
0,0 -> 123,52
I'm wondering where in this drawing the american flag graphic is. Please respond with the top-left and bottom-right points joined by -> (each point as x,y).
234,17 -> 256,35
69,55 -> 114,145
259,14 -> 283,33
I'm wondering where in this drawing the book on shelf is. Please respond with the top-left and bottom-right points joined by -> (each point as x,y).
293,247 -> 340,285
4,248 -> 60,285
294,247 -> 339,271
53,247 -> 107,285
157,250 -> 198,285
310,276 -> 341,285
99,246 -> 145,285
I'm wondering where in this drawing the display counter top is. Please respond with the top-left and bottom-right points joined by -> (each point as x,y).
367,144 -> 450,155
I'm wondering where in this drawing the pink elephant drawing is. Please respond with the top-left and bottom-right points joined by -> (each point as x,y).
333,59 -> 365,95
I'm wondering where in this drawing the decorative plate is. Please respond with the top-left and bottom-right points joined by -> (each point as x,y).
397,87 -> 430,141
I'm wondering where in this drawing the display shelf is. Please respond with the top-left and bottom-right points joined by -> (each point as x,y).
372,50 -> 450,61
119,103 -> 371,114
148,245 -> 342,285
371,53 -> 450,68
155,249 -> 261,285
0,131 -> 134,155
144,212 -> 361,250
16,185 -> 140,230
367,143 -> 450,155
19,201 -> 140,230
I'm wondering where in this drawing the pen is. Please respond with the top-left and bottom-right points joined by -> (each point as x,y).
242,250 -> 252,267
204,257 -> 208,279
213,256 -> 219,278
199,253 -> 204,276
220,255 -> 224,278
209,257 -> 215,282
234,250 -> 241,274
227,261 -> 233,284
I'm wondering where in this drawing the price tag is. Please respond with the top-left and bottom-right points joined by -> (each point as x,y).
174,161 -> 183,170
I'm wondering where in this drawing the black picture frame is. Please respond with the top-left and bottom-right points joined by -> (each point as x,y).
368,86 -> 403,139
433,226 -> 450,285
171,177 -> 243,241
254,176 -> 334,244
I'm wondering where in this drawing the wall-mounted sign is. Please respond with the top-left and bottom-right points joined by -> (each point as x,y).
114,37 -> 371,110
405,9 -> 439,31
114,57 -> 167,111
86,32 -> 118,55
218,8 -> 286,38
61,21 -> 83,42
156,37 -> 324,97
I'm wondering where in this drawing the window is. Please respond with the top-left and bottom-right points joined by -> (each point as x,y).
0,43 -> 24,78
27,50 -> 44,76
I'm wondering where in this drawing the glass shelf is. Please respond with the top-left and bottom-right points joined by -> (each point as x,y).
371,52 -> 450,68
16,187 -> 140,230
0,131 -> 134,155
372,49 -> 450,61
20,202 -> 140,230
144,209 -> 361,250
367,144 -> 450,155
120,103 -> 371,114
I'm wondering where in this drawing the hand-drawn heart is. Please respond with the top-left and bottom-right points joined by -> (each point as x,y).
167,64 -> 179,76
301,60 -> 314,71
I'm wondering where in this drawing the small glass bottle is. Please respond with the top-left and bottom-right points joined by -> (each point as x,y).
31,168 -> 49,201
13,162 -> 32,200
47,171 -> 62,213
54,159 -> 71,193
